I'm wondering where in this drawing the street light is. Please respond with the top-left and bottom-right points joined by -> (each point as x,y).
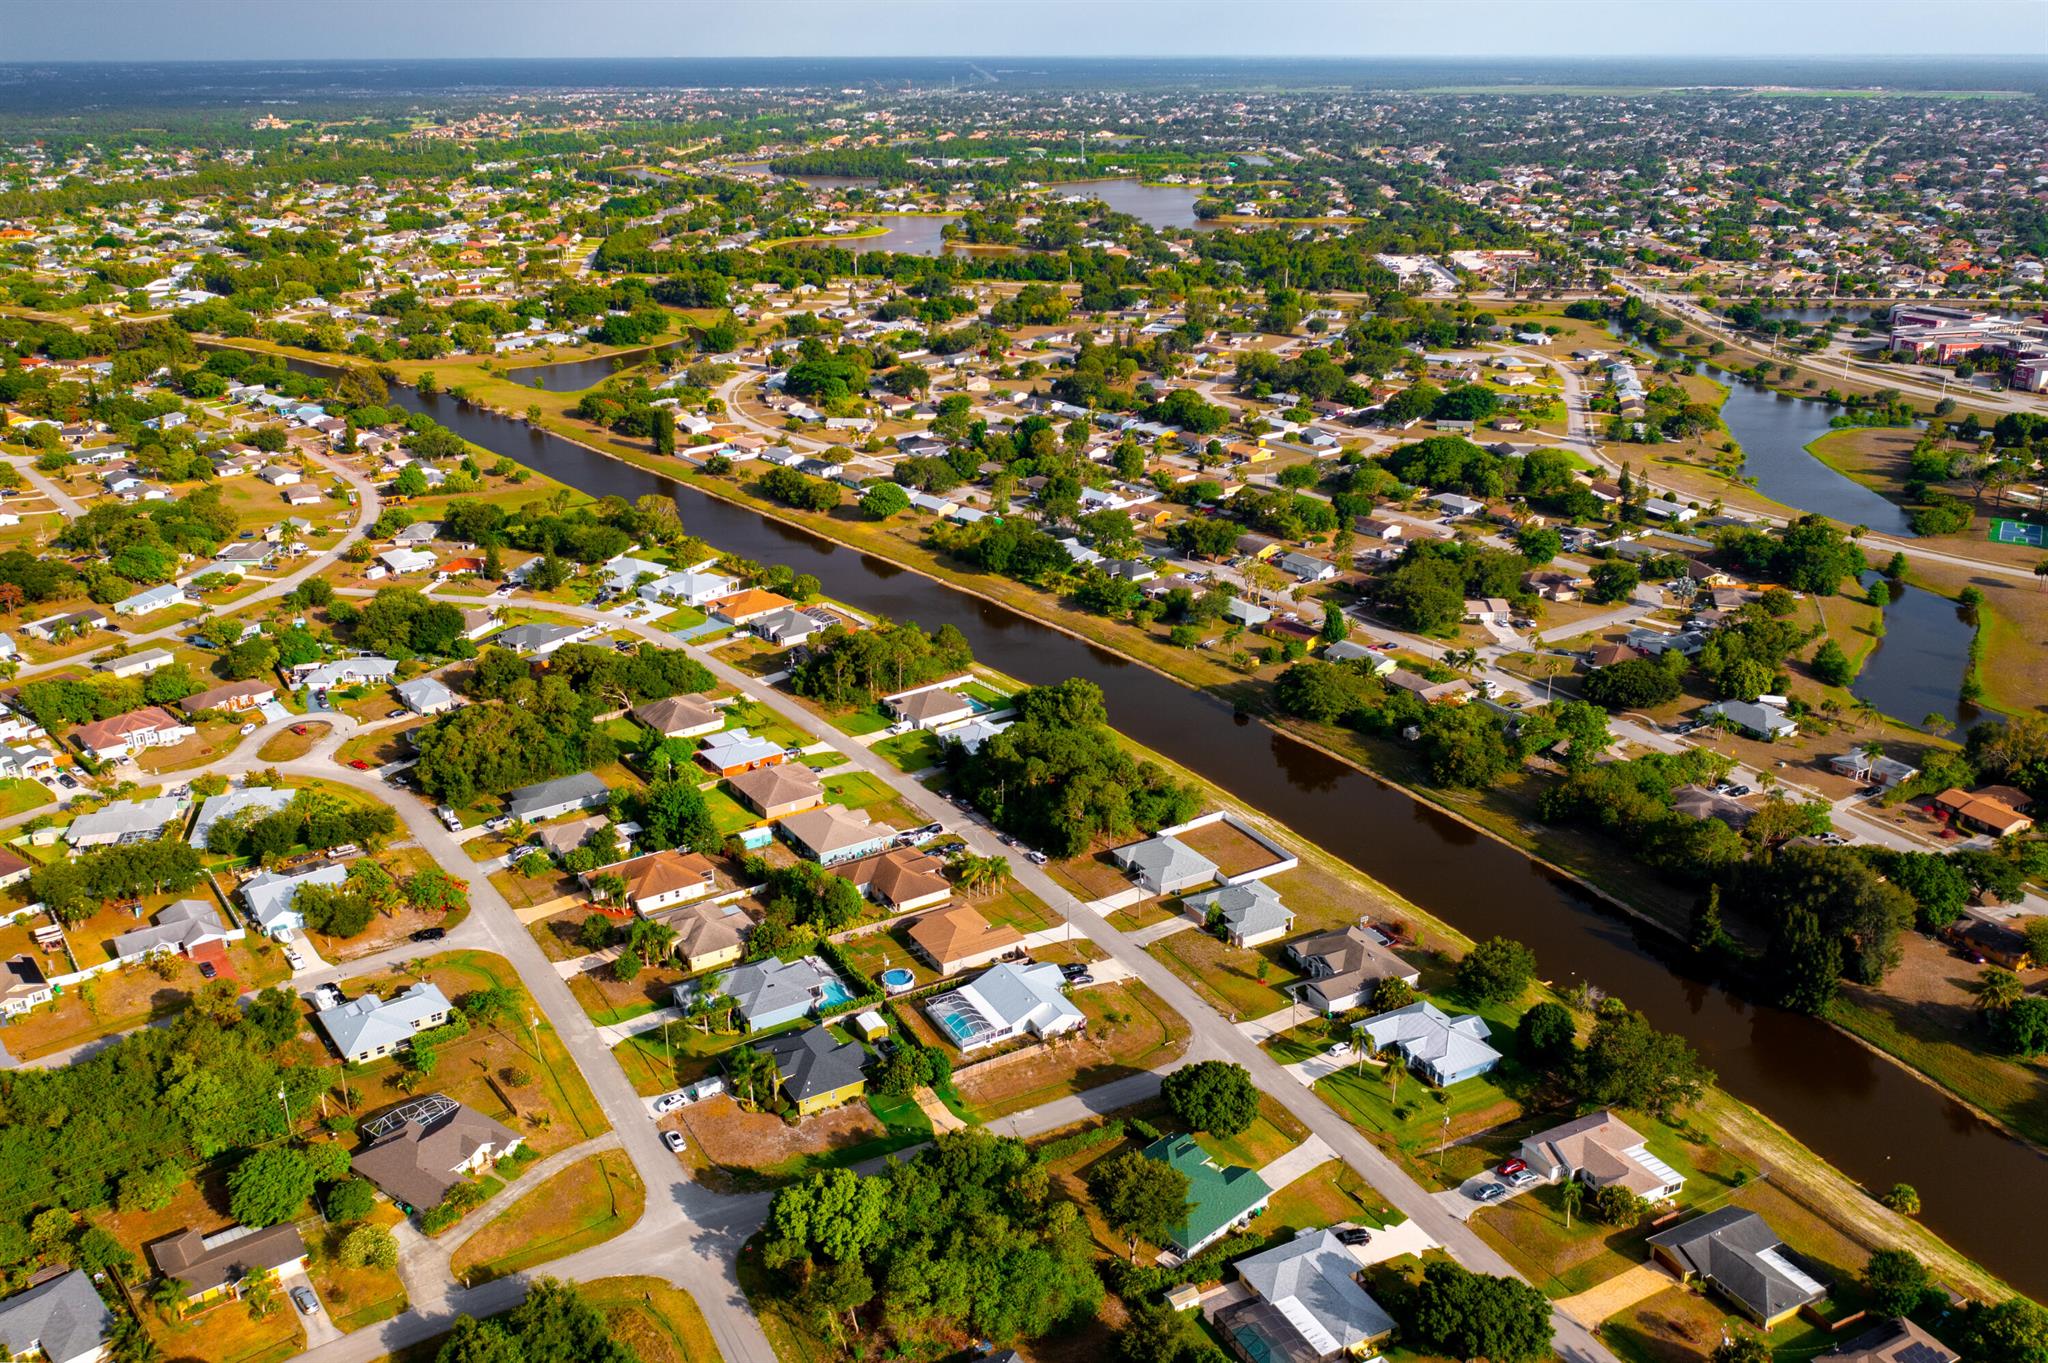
277,1086 -> 291,1134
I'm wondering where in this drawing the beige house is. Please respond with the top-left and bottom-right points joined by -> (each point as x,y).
1518,1110 -> 1686,1201
907,905 -> 1024,976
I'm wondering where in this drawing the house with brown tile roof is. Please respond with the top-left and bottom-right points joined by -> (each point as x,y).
351,1096 -> 524,1212
632,694 -> 723,739
584,849 -> 718,915
69,707 -> 195,761
709,589 -> 795,626
726,762 -> 824,818
658,899 -> 747,972
1817,1319 -> 1956,1363
1518,1110 -> 1686,1200
179,680 -> 277,714
1932,787 -> 2034,837
1286,924 -> 1419,1014
906,904 -> 1024,975
839,846 -> 951,913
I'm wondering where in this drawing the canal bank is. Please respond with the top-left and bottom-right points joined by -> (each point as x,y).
285,358 -> 2047,1299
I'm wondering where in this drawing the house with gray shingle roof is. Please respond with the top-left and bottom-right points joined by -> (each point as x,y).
705,956 -> 846,1032
0,1269 -> 115,1363
504,772 -> 610,823
1111,833 -> 1217,895
1647,1207 -> 1827,1328
109,899 -> 232,963
1221,1228 -> 1396,1361
1185,880 -> 1294,948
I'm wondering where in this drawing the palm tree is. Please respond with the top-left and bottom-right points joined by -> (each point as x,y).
109,1313 -> 160,1363
148,1278 -> 189,1320
1383,1054 -> 1407,1107
1852,696 -> 1880,730
1975,966 -> 2024,1012
953,853 -> 1012,898
1442,647 -> 1482,676
1560,1179 -> 1585,1229
1922,712 -> 1955,740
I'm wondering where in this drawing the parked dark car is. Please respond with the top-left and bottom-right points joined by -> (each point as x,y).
411,928 -> 446,943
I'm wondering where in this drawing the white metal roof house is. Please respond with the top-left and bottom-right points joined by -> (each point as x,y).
114,583 -> 185,616
923,961 -> 1083,1053
315,983 -> 453,1064
1354,1000 -> 1501,1086
66,795 -> 190,848
1220,1228 -> 1397,1359
1702,699 -> 1798,741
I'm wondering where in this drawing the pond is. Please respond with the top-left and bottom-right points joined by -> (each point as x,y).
1851,571 -> 1983,732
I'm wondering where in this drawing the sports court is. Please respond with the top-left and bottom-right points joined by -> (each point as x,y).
1990,519 -> 2048,549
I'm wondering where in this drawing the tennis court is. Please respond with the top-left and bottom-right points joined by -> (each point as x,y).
1990,519 -> 2048,549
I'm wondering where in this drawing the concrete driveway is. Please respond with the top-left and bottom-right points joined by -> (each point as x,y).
278,1266 -> 343,1348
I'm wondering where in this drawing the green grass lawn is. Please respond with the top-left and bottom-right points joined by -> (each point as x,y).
449,1150 -> 645,1285
1258,1160 -> 1397,1237
824,704 -> 894,737
1149,928 -> 1302,1020
722,700 -> 813,749
702,784 -> 764,836
821,770 -> 921,828
0,779 -> 52,818
871,730 -> 943,772
1195,1095 -> 1312,1172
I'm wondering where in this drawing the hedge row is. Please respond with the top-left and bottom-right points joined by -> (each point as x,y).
1033,1119 -> 1126,1166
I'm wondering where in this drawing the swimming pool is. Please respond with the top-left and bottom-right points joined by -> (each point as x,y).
880,968 -> 915,993
815,979 -> 855,1009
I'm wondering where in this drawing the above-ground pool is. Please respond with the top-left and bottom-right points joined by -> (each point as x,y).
880,968 -> 915,993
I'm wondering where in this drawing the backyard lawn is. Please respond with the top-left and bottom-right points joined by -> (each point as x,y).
448,1150 -> 646,1285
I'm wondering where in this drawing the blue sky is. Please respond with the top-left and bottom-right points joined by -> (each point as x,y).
11,0 -> 2048,61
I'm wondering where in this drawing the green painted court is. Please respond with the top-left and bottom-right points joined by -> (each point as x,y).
1989,519 -> 2048,549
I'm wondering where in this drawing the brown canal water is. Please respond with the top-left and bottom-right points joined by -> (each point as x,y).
318,368 -> 2048,1296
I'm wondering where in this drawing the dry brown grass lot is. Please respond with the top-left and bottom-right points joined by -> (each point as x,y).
448,1149 -> 645,1285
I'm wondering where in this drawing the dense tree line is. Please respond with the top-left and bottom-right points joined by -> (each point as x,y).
787,621 -> 974,708
762,1130 -> 1101,1347
946,679 -> 1199,857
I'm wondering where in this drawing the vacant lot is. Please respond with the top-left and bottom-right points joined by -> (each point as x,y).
449,1150 -> 645,1285
581,1277 -> 725,1363
676,1091 -> 931,1188
259,722 -> 332,762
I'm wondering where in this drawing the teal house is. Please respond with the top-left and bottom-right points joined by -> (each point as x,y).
1143,1133 -> 1272,1257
